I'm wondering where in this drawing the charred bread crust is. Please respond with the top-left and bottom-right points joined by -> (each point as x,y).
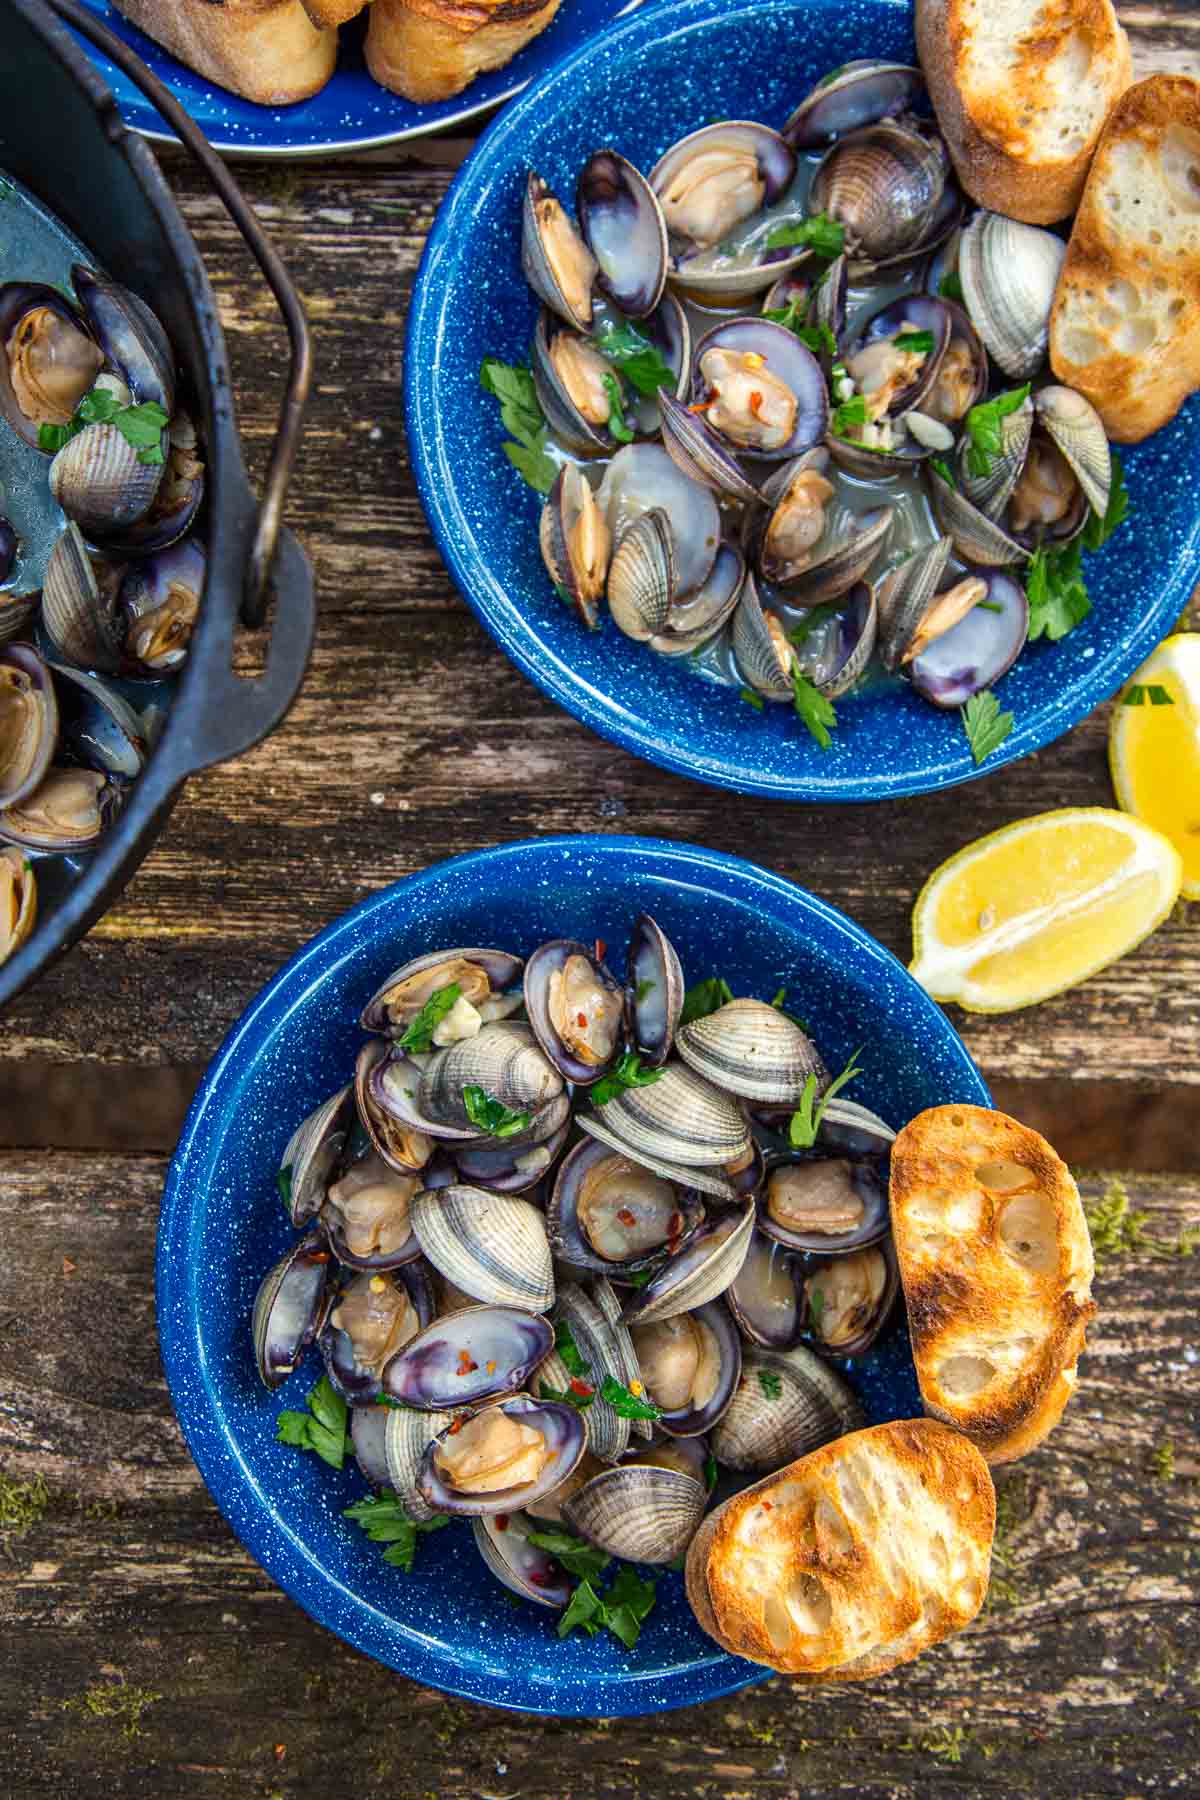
110,0 -> 337,105
890,1105 -> 1095,1464
302,0 -> 371,26
698,1419 -> 994,1678
915,0 -> 1132,224
365,0 -> 561,103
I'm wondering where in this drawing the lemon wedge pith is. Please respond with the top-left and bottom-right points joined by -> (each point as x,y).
1109,633 -> 1200,900
910,807 -> 1182,1012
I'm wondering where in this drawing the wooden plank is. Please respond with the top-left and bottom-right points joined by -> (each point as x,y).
1,159 -> 1197,1084
1,1154 -> 1195,1797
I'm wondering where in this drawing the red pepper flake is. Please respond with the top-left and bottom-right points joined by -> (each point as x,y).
667,1210 -> 684,1239
456,1349 -> 479,1375
529,1568 -> 551,1586
485,1359 -> 497,1375
761,1500 -> 773,1512
594,938 -> 607,960
311,1250 -> 331,1263
495,1513 -> 510,1531
274,1745 -> 286,1762
616,1207 -> 637,1228
61,1256 -> 77,1277
448,1417 -> 465,1435
577,1011 -> 588,1028
749,390 -> 764,417
569,1377 -> 594,1398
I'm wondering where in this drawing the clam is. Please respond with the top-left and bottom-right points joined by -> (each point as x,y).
0,845 -> 36,967
808,120 -> 947,269
927,462 -> 1031,568
956,399 -> 1034,520
759,1155 -> 889,1254
276,1084 -> 356,1226
648,541 -> 745,657
589,1273 -> 655,1442
104,411 -> 204,556
546,1136 -> 703,1275
71,266 -> 176,412
922,301 -> 988,427
319,1263 -> 434,1405
731,573 -> 801,702
755,451 -> 893,602
418,1394 -> 588,1517
522,1448 -> 608,1524
1031,385 -> 1112,523
607,508 -> 675,643
792,581 -> 878,699
49,421 -> 164,540
452,1103 -> 571,1193
40,524 -> 126,673
522,172 -> 598,329
540,462 -> 611,630
563,1462 -> 706,1563
417,1021 -> 564,1129
321,1152 -> 422,1268
725,1230 -> 805,1349
783,61 -> 926,148
1004,434 -> 1088,548
619,1203 -> 756,1325
803,1237 -> 899,1356
908,567 -> 1029,709
816,1097 -> 897,1155
551,1282 -> 639,1461
360,947 -> 523,1041
958,210 -> 1066,381
410,1183 -> 554,1312
524,939 -> 624,1083
118,536 -> 205,673
0,646 -> 58,811
657,390 -> 761,506
625,912 -> 684,1067
251,1230 -> 332,1389
0,592 -> 36,649
709,1342 -> 863,1471
52,666 -> 147,778
676,998 -> 827,1105
575,1115 -> 728,1206
630,1300 -> 741,1436
621,1435 -> 709,1481
828,295 -> 954,473
651,121 -> 799,303
576,150 -> 668,319
531,311 -> 626,456
349,1403 -> 391,1491
356,1040 -> 440,1168
876,537 -> 975,672
0,765 -> 120,852
384,1304 -> 553,1410
0,283 -> 103,447
384,1402 -> 456,1521
583,1057 -> 751,1172
691,318 -> 828,459
474,1510 -> 572,1609
598,443 -> 721,601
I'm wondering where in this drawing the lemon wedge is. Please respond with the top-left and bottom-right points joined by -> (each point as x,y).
1109,633 -> 1200,899
910,807 -> 1182,1012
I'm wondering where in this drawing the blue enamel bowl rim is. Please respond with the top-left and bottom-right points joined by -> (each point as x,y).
404,0 -> 1200,802
158,833 -> 992,1714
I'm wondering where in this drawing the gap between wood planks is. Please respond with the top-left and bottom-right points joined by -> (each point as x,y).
0,1061 -> 1196,1167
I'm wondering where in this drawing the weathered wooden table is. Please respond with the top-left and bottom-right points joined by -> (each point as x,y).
2,6 -> 1198,1794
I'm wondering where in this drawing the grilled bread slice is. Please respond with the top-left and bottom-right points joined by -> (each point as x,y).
302,0 -> 370,23
1050,75 -> 1200,442
687,1419 -> 994,1678
111,0 -> 337,105
891,1106 -> 1095,1464
365,0 -> 561,104
915,0 -> 1132,224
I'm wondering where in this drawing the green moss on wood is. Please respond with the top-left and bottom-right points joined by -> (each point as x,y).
0,1471 -> 50,1537
61,1680 -> 162,1740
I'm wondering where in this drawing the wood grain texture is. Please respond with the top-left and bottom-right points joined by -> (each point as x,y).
0,1154 -> 1194,1798
0,155 -> 1196,1085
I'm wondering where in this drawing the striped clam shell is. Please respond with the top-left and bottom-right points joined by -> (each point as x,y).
411,1184 -> 554,1312
563,1463 -> 706,1564
583,1058 -> 751,1170
676,998 -> 827,1105
709,1341 -> 863,1471
417,1022 -> 564,1130
385,1403 -> 456,1521
620,1202 -> 757,1326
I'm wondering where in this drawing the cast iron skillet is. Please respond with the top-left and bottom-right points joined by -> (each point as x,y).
0,0 -> 316,1008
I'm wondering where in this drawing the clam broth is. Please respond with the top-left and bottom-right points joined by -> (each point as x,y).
0,173 -> 172,907
546,150 -> 945,697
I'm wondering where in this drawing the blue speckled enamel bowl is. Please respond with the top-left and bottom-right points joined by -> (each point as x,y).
160,835 -> 989,1715
405,0 -> 1200,801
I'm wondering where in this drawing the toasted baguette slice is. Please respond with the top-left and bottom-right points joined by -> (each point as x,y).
302,0 -> 370,24
915,0 -> 1132,224
1050,76 -> 1200,442
688,1420 -> 994,1679
891,1106 -> 1095,1464
365,0 -> 561,104
111,0 -> 337,105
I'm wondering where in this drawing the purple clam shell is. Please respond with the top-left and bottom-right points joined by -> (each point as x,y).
546,1135 -> 704,1276
367,1044 -> 478,1144
0,644 -> 58,810
417,1395 -> 588,1516
251,1230 -> 332,1389
0,283 -> 97,450
909,567 -> 1028,708
0,519 -> 18,586
523,938 -> 624,1085
72,265 -> 175,413
350,1404 -> 392,1490
384,1304 -> 553,1410
577,149 -> 668,320
658,390 -> 760,506
319,1261 -> 436,1406
453,1113 -> 571,1192
783,62 -> 927,149
691,318 -> 829,461
360,947 -> 523,1037
726,1229 -> 805,1349
625,911 -> 685,1067
642,1299 -> 742,1438
650,120 -> 796,242
839,293 -> 953,421
802,1233 -> 899,1359
474,1511 -> 572,1609
757,1152 -> 890,1255
118,535 -> 206,672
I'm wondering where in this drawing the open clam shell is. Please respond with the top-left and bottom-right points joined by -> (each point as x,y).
803,1235 -> 899,1357
360,947 -> 523,1041
584,1058 -> 751,1172
49,421 -> 164,542
418,1394 -> 588,1517
758,1153 -> 890,1255
0,765 -> 122,853
922,299 -> 989,430
838,294 -> 953,422
349,1403 -> 391,1490
625,912 -> 684,1067
319,1262 -> 434,1405
523,939 -> 624,1084
691,318 -> 829,460
101,411 -> 205,558
551,1282 -> 635,1462
607,508 -> 675,643
958,211 -> 1065,381
417,1021 -> 564,1129
251,1230 -> 332,1389
709,1341 -> 863,1471
356,1041 -> 440,1171
547,1135 -> 704,1276
956,400 -> 1034,519
650,541 -> 745,657
119,535 -> 205,673
731,572 -> 794,702
619,1202 -> 756,1326
795,581 -> 878,699
598,443 -> 720,601
927,463 -> 1031,568
0,591 -> 36,649
676,998 -> 827,1106
52,666 -> 147,779
522,172 -> 597,330
452,1105 -> 571,1193
1034,385 -> 1112,522
577,149 -> 668,320
0,846 -> 36,965
474,1510 -> 572,1609
754,449 -> 892,603
658,391 -> 760,506
816,1097 -> 897,1155
630,1299 -> 741,1437
563,1462 -> 706,1564
875,536 -> 954,672
40,524 -> 126,673
384,1403 -> 455,1521
651,121 -> 798,302
908,567 -> 1028,708
809,119 -> 946,268
577,1112 -> 737,1203
590,1274 -> 655,1443
321,1150 -> 422,1268
532,309 -> 622,456
783,61 -> 925,148
72,266 -> 175,413
0,283 -> 103,448
540,462 -> 611,631
725,1230 -> 805,1350
384,1304 -> 553,1410
0,645 -> 58,811
411,1184 -> 555,1312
